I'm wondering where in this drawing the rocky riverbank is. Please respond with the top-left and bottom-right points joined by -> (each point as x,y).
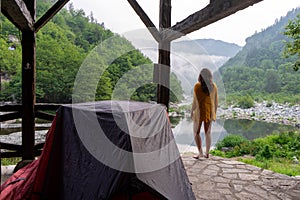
0,130 -> 48,146
218,101 -> 300,127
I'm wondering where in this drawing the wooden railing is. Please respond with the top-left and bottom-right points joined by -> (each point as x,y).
0,103 -> 61,159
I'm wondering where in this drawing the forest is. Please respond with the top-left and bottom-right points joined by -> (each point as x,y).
1,1 -> 299,105
0,1 -> 183,103
220,8 -> 300,104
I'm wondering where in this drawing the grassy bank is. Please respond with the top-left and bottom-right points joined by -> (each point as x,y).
210,131 -> 300,176
1,157 -> 21,166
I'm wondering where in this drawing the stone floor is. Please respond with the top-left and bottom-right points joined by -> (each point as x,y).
1,165 -> 14,185
2,155 -> 300,199
182,153 -> 300,200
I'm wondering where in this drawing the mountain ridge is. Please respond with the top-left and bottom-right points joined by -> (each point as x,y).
173,38 -> 242,58
219,7 -> 300,104
221,7 -> 300,70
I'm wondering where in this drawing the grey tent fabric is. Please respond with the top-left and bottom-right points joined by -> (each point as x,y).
38,100 -> 196,199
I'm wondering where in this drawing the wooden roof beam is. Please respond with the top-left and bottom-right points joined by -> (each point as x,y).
127,0 -> 161,43
164,0 -> 263,41
1,0 -> 34,31
34,0 -> 69,32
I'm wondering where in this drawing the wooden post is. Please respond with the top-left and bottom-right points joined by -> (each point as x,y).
21,0 -> 36,161
21,30 -> 36,160
157,0 -> 171,109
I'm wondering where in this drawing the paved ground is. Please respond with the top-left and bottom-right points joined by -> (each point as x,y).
1,165 -> 14,185
182,153 -> 300,200
2,155 -> 300,199
1,174 -> 10,185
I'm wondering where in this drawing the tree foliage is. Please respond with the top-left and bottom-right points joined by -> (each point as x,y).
283,13 -> 300,71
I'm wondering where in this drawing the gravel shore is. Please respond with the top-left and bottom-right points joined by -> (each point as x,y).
218,101 -> 300,127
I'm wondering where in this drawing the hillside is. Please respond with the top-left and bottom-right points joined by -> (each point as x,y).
220,8 -> 300,104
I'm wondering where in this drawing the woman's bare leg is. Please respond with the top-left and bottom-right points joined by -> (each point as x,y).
204,121 -> 212,158
194,121 -> 204,158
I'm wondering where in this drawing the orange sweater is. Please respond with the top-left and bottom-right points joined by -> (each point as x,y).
191,82 -> 218,123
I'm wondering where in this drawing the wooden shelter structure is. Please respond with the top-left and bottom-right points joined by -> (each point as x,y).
0,0 -> 263,168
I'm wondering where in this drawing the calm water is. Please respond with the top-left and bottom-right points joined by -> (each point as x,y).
170,117 -> 297,153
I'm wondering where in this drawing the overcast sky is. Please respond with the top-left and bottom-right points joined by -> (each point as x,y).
70,0 -> 300,46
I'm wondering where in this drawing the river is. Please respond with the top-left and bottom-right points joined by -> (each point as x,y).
171,116 -> 297,153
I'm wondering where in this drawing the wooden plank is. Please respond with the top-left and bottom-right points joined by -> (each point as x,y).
35,103 -> 61,111
156,0 -> 171,109
165,0 -> 263,41
35,111 -> 55,121
127,0 -> 161,42
0,104 -> 58,122
1,0 -> 34,31
34,149 -> 42,156
0,151 -> 42,159
1,151 -> 22,158
34,142 -> 45,150
0,103 -> 60,111
34,0 -> 69,32
0,111 -> 21,122
0,142 -> 22,151
0,104 -> 21,112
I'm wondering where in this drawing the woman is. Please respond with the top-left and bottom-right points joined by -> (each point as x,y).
191,68 -> 218,159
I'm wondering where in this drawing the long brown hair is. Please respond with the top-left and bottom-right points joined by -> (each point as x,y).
198,68 -> 213,95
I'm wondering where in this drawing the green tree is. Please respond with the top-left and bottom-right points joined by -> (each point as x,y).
261,59 -> 275,70
0,37 -> 21,76
284,13 -> 300,71
36,22 -> 86,102
264,70 -> 281,93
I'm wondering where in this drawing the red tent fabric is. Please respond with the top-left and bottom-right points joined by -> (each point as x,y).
0,159 -> 39,200
1,116 -> 57,200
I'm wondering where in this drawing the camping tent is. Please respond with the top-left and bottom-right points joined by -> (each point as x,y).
1,101 -> 195,200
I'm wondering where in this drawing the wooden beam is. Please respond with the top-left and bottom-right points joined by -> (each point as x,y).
15,0 -> 36,162
165,0 -> 263,41
34,0 -> 69,32
21,28 -> 36,161
156,0 -> 171,109
1,0 -> 34,31
127,0 -> 161,43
